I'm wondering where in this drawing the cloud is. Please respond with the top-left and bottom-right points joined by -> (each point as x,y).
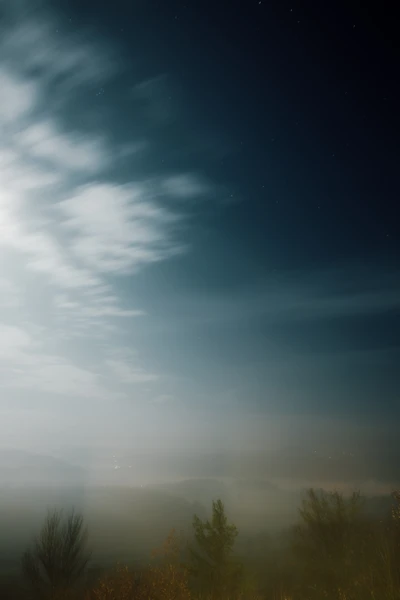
0,279 -> 21,309
0,6 -> 116,92
0,324 -> 32,361
0,1 -> 214,407
59,182 -> 184,274
0,200 -> 102,291
105,359 -> 158,384
54,292 -> 144,319
18,121 -> 107,172
17,363 -> 113,400
0,5 -> 208,324
0,67 -> 38,122
0,323 -> 121,400
168,266 -> 400,326
152,394 -> 175,405
162,173 -> 211,199
132,74 -> 177,124
260,285 -> 400,321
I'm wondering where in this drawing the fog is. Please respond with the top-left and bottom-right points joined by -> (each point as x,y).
0,440 -> 397,572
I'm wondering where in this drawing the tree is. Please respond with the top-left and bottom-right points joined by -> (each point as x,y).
376,490 -> 400,599
188,499 -> 243,599
392,490 -> 400,544
22,508 -> 91,600
291,488 -> 376,599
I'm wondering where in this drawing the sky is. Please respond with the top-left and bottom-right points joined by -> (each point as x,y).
0,0 -> 398,490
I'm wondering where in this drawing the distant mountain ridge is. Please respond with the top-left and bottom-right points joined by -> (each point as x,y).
0,448 -> 88,486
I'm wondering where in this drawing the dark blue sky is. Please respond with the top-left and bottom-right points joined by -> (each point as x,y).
0,0 -> 398,487
77,0 -> 399,412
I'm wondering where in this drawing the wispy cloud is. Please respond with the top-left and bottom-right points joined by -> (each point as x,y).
152,394 -> 176,405
0,2 -> 213,404
162,173 -> 211,199
0,323 -> 119,401
0,280 -> 22,309
1,5 -> 116,93
59,182 -> 184,274
0,67 -> 38,122
166,266 -> 400,326
18,120 -> 107,173
105,359 -> 158,384
132,74 -> 177,125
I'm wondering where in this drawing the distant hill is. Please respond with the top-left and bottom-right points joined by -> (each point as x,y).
145,478 -> 229,506
232,478 -> 280,492
0,448 -> 88,486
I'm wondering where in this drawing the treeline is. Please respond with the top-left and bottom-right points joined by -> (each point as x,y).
9,488 -> 400,599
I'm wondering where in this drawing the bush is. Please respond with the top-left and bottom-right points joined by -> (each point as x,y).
89,529 -> 191,600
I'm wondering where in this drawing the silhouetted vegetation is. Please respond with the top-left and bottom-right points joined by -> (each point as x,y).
21,509 -> 91,600
0,487 -> 399,598
88,529 -> 192,600
187,499 -> 246,599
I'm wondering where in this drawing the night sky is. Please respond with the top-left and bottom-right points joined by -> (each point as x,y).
0,0 -> 398,490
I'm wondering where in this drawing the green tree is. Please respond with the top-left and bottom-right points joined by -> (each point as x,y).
188,498 -> 243,599
22,508 -> 91,600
